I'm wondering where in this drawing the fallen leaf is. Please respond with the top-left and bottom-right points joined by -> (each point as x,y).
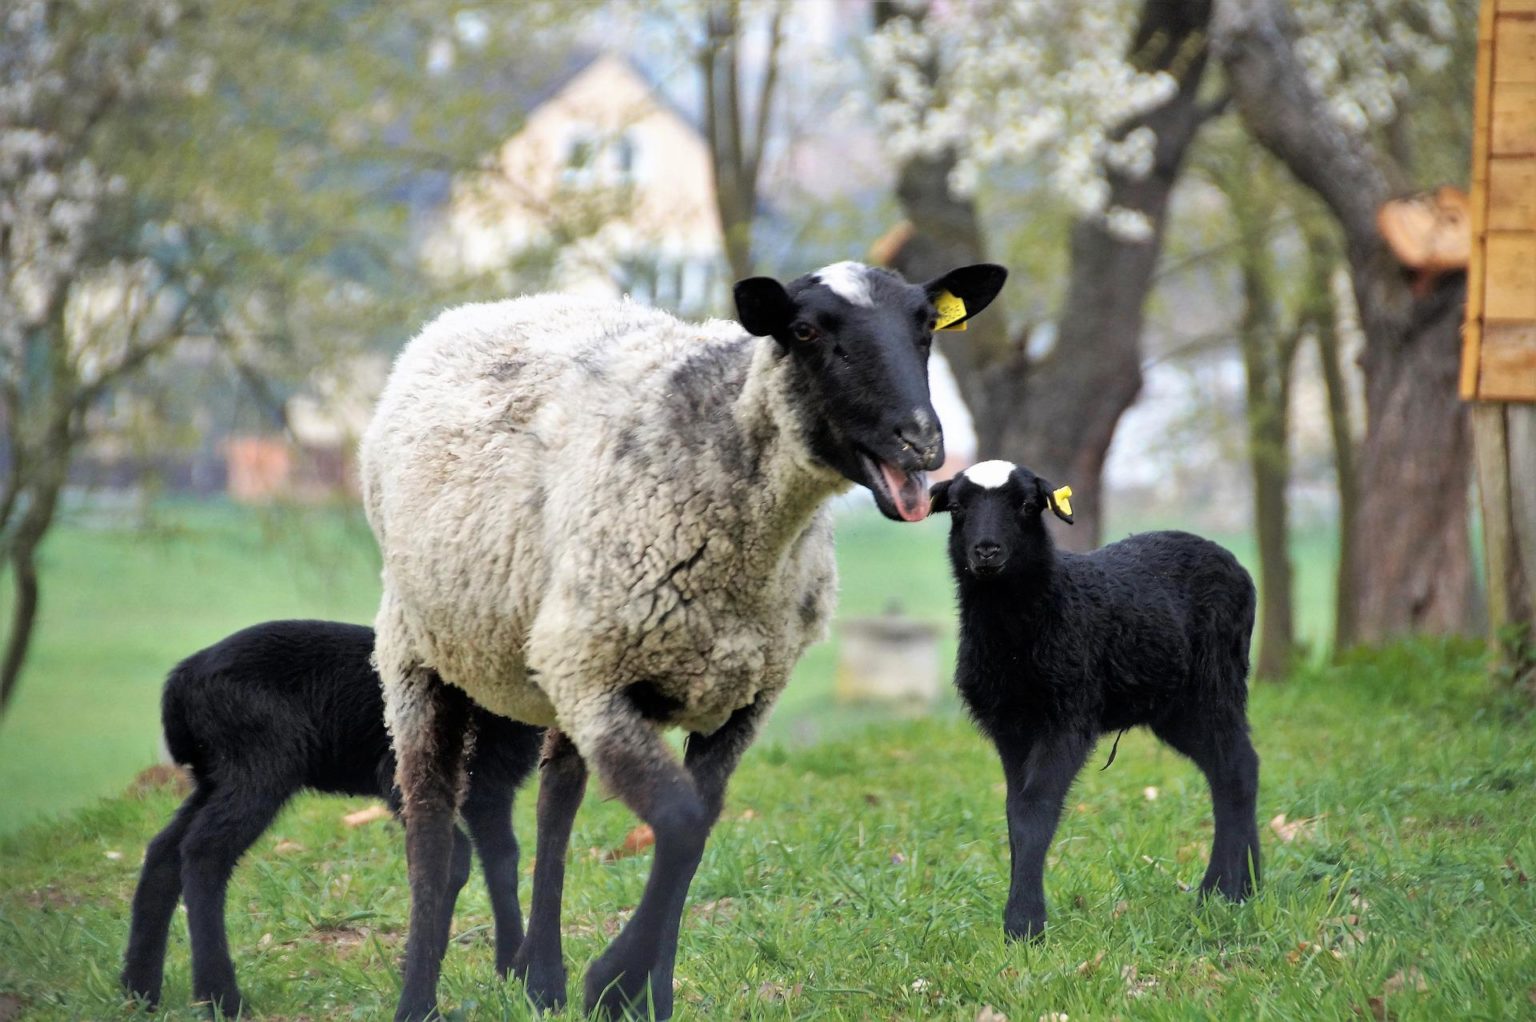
863,793 -> 881,807
1359,994 -> 1391,1021
343,805 -> 392,828
602,825 -> 655,861
756,980 -> 800,1002
272,839 -> 305,855
1076,951 -> 1105,977
1121,964 -> 1157,999
1037,1014 -> 1068,1022
0,993 -> 25,1022
1503,858 -> 1528,885
104,850 -> 122,861
690,898 -> 737,924
257,932 -> 273,949
1382,967 -> 1428,995
1112,899 -> 1130,920
891,851 -> 907,865
738,808 -> 758,821
1269,813 -> 1324,843
910,978 -> 930,993
974,1007 -> 1007,1022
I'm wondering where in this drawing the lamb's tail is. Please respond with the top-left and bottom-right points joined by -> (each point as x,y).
159,660 -> 200,770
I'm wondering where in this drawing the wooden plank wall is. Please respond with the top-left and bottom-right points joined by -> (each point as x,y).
1468,0 -> 1536,676
1466,0 -> 1536,401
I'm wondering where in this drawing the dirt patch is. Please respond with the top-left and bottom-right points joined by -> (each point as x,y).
124,763 -> 192,799
0,993 -> 26,1022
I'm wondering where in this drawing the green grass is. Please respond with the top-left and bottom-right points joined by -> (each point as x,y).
1,640 -> 1532,1020
0,500 -> 1337,834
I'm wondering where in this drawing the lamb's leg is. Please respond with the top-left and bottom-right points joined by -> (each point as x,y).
509,729 -> 587,1011
179,782 -> 291,1017
121,784 -> 210,1007
1156,718 -> 1261,900
461,787 -> 523,978
392,670 -> 472,1022
997,730 -> 1092,941
578,697 -> 763,1021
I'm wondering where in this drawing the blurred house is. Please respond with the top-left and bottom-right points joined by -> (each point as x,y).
424,53 -> 726,316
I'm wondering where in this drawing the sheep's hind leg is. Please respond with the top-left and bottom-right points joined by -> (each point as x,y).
179,779 -> 293,1017
509,729 -> 587,1011
998,730 -> 1093,941
392,670 -> 473,1022
1153,717 -> 1261,900
578,696 -> 762,1021
121,783 -> 210,1007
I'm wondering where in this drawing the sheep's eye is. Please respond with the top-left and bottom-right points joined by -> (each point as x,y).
791,322 -> 819,343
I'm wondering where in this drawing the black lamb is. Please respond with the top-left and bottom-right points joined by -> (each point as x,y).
929,460 -> 1260,941
120,620 -> 542,1017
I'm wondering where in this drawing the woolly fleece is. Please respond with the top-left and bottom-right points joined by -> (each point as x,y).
361,294 -> 845,754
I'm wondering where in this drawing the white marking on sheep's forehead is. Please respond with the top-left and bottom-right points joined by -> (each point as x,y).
962,460 -> 1017,490
811,261 -> 874,307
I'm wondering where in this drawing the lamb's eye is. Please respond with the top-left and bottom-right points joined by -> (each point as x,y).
791,322 -> 819,343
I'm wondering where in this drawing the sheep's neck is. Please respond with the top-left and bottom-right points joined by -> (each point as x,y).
730,337 -> 848,557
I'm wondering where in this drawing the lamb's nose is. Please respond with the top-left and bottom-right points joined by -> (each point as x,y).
973,541 -> 1002,563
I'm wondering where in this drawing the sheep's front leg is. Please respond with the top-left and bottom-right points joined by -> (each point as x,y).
392,670 -> 472,1022
509,729 -> 587,1011
997,730 -> 1092,941
577,696 -> 762,1021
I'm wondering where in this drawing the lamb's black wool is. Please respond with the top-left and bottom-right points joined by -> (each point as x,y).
120,620 -> 541,1017
930,461 -> 1260,941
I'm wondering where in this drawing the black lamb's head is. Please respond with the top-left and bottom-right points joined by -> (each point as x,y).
928,460 -> 1073,579
732,260 -> 1007,523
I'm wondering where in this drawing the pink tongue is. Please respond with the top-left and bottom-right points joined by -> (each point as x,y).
879,463 -> 930,522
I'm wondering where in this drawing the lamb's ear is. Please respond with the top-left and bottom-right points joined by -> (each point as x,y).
1035,476 -> 1074,524
734,277 -> 794,338
924,264 -> 1008,331
929,478 -> 955,514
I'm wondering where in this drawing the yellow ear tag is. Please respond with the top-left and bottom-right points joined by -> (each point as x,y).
1052,485 -> 1073,516
934,290 -> 968,331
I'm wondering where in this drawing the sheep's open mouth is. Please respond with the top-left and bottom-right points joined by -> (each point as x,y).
859,452 -> 930,523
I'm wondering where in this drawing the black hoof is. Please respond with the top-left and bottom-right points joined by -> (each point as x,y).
583,956 -> 670,1021
510,948 -> 568,1014
120,971 -> 161,1010
1003,916 -> 1047,943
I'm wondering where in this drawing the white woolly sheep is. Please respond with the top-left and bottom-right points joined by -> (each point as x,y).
361,261 -> 1007,1021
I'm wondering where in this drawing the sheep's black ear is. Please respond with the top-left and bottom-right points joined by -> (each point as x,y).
734,277 -> 794,337
929,478 -> 955,513
924,264 -> 1008,330
1035,476 -> 1074,524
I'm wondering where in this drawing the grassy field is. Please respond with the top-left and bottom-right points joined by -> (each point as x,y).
1,640 -> 1532,1020
0,499 -> 1339,835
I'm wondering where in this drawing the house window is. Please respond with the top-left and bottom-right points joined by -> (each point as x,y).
614,133 -> 637,180
562,133 -> 596,183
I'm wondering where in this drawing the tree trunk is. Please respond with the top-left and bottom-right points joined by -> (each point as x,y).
700,0 -> 782,282
879,0 -> 1215,549
1214,0 -> 1477,640
1351,275 -> 1477,636
0,545 -> 41,715
1234,212 -> 1297,680
1314,259 -> 1363,654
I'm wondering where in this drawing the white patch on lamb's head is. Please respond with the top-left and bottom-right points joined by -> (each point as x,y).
811,261 -> 874,307
962,459 -> 1016,490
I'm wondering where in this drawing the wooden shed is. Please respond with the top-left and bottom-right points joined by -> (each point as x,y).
1465,0 -> 1536,678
